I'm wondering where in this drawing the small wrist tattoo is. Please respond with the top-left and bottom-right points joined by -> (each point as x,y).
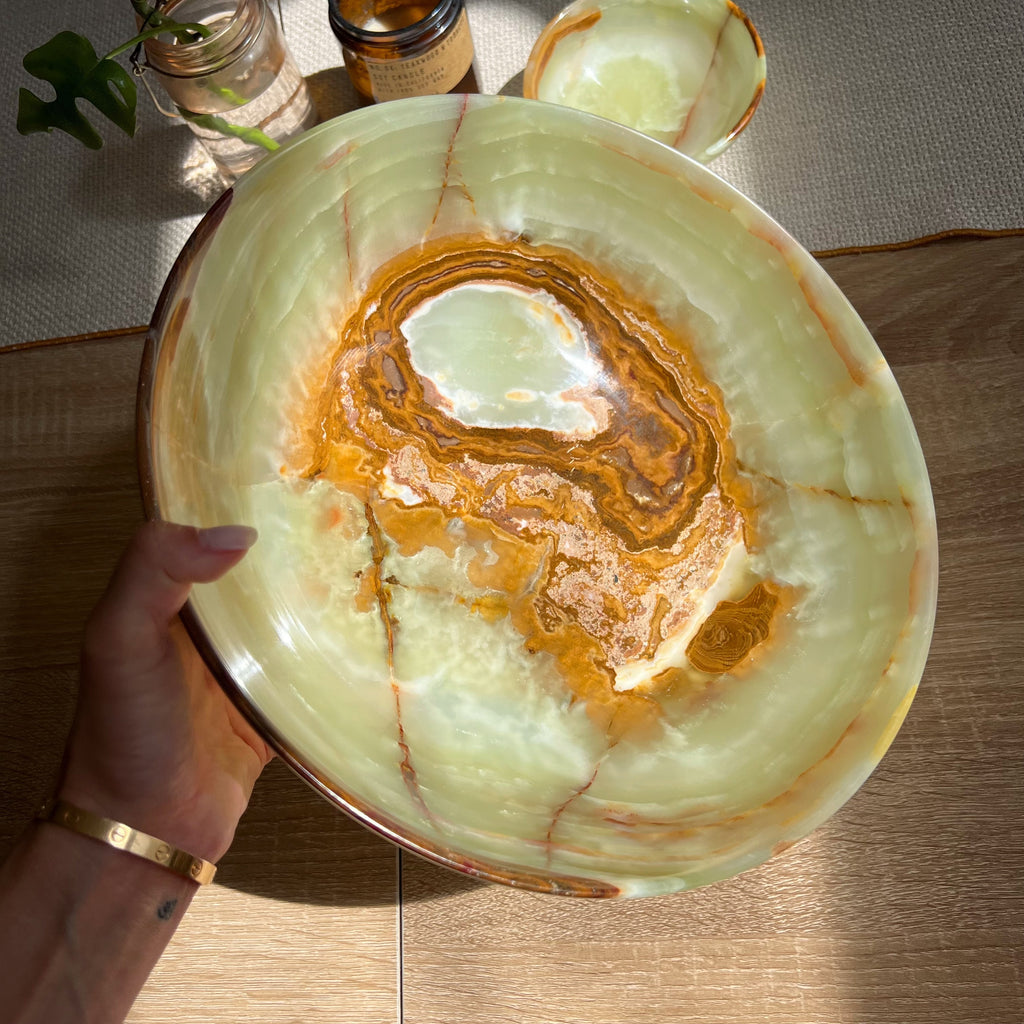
156,899 -> 178,921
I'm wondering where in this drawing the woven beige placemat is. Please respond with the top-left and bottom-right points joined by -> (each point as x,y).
2,0 -> 1021,348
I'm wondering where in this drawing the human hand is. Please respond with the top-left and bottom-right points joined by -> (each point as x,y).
57,521 -> 275,864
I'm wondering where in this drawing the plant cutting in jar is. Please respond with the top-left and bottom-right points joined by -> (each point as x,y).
16,0 -> 279,153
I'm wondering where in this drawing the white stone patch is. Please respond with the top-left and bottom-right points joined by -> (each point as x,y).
379,463 -> 424,506
400,280 -> 607,435
612,538 -> 753,692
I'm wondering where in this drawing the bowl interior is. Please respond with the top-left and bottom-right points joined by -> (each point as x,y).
524,0 -> 765,162
142,95 -> 936,897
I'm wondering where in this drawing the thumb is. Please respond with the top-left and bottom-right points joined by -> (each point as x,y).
83,521 -> 257,674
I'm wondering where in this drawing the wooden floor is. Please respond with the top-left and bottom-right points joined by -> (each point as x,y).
0,234 -> 1021,1023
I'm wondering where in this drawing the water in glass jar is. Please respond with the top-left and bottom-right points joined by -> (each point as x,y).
181,54 -> 316,180
149,0 -> 317,181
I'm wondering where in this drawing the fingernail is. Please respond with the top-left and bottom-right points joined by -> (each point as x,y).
198,525 -> 258,552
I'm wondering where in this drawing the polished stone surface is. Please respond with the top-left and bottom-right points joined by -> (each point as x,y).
523,0 -> 765,162
145,95 -> 937,896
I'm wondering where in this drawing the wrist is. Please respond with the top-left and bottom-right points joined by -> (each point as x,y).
0,821 -> 198,1024
41,799 -> 217,885
55,779 -> 233,865
31,815 -> 200,898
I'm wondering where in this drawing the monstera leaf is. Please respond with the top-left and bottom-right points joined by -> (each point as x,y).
17,31 -> 136,149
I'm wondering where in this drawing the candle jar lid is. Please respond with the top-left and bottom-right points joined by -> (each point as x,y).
328,0 -> 462,54
328,0 -> 478,102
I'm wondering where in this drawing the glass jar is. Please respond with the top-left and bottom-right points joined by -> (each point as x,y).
328,0 -> 478,105
143,0 -> 317,181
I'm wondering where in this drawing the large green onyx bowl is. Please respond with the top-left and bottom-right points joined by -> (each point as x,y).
140,95 -> 937,897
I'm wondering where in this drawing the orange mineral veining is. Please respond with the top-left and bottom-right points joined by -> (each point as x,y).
685,581 -> 781,674
283,235 -> 782,737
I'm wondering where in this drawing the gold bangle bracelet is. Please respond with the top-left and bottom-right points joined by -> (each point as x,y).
38,799 -> 217,885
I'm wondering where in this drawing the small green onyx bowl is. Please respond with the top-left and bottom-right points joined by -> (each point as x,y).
140,95 -> 936,898
524,0 -> 765,163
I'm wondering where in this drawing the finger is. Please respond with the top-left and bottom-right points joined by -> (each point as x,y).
83,520 -> 257,671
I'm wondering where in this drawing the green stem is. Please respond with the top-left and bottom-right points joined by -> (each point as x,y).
126,0 -> 202,37
104,21 -> 211,60
211,84 -> 251,108
179,110 -> 281,152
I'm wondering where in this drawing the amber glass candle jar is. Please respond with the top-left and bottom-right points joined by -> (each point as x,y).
328,0 -> 478,104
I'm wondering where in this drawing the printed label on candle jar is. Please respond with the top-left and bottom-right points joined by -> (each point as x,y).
365,10 -> 474,101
